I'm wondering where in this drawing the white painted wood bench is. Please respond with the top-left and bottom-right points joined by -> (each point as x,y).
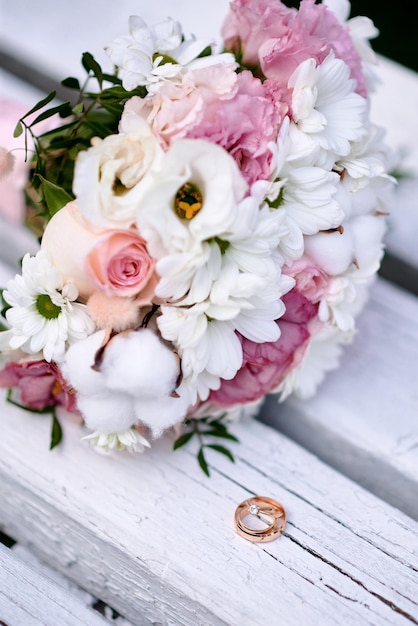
1,1 -> 418,624
0,544 -> 112,626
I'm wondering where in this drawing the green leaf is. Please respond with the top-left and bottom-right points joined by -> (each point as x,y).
84,119 -> 113,138
13,121 -> 23,138
50,413 -> 63,450
173,431 -> 194,450
61,76 -> 81,90
21,90 -> 57,119
197,447 -> 210,477
205,444 -> 235,463
36,175 -> 74,217
102,73 -> 122,85
82,52 -> 103,86
72,102 -> 84,115
204,429 -> 240,443
30,102 -> 73,126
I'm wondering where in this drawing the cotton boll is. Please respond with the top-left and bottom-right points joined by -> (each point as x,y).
134,391 -> 190,438
62,330 -> 107,394
349,183 -> 379,216
101,328 -> 180,397
303,228 -> 354,276
77,391 -> 136,433
348,214 -> 386,269
334,180 -> 352,220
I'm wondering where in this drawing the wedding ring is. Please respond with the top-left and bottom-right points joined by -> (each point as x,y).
234,496 -> 286,543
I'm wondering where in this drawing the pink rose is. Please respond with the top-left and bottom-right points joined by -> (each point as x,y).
0,359 -> 77,412
85,229 -> 155,297
42,202 -> 156,301
209,290 -> 317,407
284,254 -> 330,303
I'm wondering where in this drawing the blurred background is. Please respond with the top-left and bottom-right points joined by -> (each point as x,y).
346,0 -> 417,73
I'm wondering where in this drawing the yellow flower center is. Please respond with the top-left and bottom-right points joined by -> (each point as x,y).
174,182 -> 203,220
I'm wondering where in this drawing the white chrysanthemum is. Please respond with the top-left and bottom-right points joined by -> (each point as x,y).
73,118 -> 163,228
3,250 -> 94,362
105,15 -> 235,92
135,138 -> 295,402
82,428 -> 151,454
289,54 -> 368,168
258,119 -> 344,257
336,124 -> 397,218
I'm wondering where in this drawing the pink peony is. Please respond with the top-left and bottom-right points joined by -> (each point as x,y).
222,0 -> 367,97
85,229 -> 155,297
284,254 -> 330,303
186,70 -> 286,185
0,359 -> 77,412
209,290 -> 317,407
124,66 -> 286,185
296,0 -> 367,97
222,0 -> 297,67
121,64 -> 239,150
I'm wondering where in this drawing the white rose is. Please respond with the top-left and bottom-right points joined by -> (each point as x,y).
73,116 -> 163,228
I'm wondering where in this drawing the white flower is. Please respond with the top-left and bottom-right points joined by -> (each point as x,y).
3,250 -> 94,362
289,54 -> 368,168
82,428 -> 151,454
324,0 -> 379,64
260,119 -> 344,253
136,138 -> 248,301
105,16 -> 235,92
314,214 -> 386,331
73,118 -> 162,228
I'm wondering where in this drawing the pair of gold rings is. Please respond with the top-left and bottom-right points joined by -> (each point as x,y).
234,496 -> 286,543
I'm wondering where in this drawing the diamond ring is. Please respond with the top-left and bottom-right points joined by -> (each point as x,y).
234,496 -> 287,543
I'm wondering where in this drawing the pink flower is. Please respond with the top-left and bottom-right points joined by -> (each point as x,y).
222,0 -> 297,67
296,0 -> 367,97
42,202 -> 156,301
0,98 -> 62,224
121,64 -> 239,150
186,70 -> 286,185
0,359 -> 77,412
222,0 -> 367,97
0,99 -> 31,224
85,229 -> 155,297
124,66 -> 286,186
209,290 -> 317,407
284,255 -> 330,303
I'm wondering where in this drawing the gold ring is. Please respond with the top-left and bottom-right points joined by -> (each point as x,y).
234,496 -> 286,543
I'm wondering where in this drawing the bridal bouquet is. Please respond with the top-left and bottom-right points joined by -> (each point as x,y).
0,0 -> 395,473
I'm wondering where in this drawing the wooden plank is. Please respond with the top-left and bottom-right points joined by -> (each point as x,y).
261,276 -> 418,520
0,543 -> 110,626
0,398 -> 417,626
